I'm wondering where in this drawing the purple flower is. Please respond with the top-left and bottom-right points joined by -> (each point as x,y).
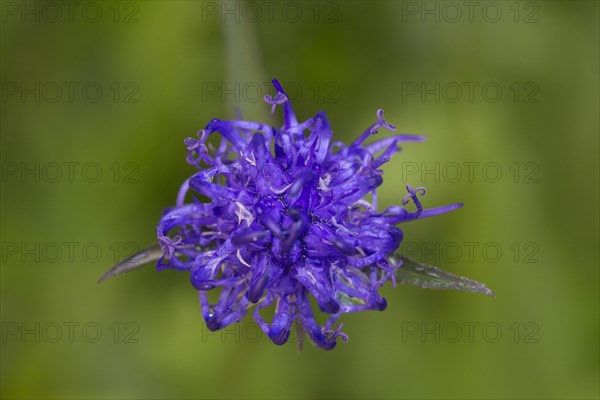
156,79 -> 462,350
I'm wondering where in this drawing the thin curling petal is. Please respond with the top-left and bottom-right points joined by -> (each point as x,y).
291,261 -> 340,315
364,134 -> 425,156
204,119 -> 247,150
372,140 -> 401,169
409,202 -> 464,220
154,78 -> 464,350
269,297 -> 294,345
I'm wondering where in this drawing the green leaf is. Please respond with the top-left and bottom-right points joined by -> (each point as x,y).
97,244 -> 162,283
392,255 -> 495,297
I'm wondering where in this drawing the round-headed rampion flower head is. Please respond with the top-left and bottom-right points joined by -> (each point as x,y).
156,79 -> 462,350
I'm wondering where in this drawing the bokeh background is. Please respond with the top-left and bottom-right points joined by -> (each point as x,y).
1,1 -> 598,399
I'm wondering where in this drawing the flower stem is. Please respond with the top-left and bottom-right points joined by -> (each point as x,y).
222,17 -> 270,122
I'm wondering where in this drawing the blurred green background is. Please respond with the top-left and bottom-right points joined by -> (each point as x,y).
1,1 -> 598,399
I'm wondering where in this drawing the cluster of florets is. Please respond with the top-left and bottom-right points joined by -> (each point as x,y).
156,79 -> 460,349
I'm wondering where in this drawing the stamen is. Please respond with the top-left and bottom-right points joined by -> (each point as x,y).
176,179 -> 190,207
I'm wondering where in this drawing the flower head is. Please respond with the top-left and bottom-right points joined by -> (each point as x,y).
156,79 -> 462,350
